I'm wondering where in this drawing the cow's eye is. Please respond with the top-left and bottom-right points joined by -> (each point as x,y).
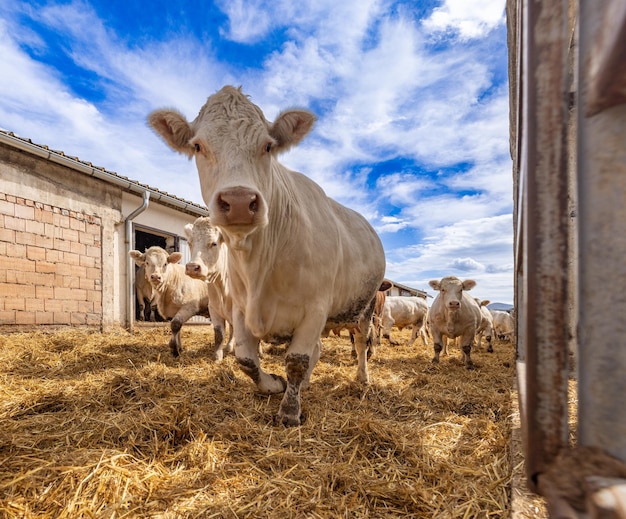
265,142 -> 272,153
194,143 -> 201,153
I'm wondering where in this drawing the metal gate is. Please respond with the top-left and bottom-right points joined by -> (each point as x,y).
509,0 -> 626,515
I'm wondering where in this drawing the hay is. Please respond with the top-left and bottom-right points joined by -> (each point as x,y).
0,326 -> 518,518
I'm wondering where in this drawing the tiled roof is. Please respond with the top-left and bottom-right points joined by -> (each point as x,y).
0,128 -> 209,216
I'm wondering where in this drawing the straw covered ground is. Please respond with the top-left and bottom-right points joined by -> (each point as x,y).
1,325 -> 520,518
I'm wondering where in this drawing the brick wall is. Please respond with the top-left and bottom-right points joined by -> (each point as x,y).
0,193 -> 102,329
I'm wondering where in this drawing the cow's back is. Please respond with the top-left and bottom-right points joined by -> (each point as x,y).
156,264 -> 210,319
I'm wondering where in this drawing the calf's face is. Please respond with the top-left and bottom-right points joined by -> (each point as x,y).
184,217 -> 222,280
129,247 -> 182,290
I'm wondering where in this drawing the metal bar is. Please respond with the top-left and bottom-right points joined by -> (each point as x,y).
519,0 -> 571,491
577,0 -> 626,464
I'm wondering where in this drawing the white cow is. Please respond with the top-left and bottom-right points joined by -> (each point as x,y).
148,86 -> 386,426
183,216 -> 237,361
492,310 -> 515,341
475,299 -> 494,352
381,296 -> 429,346
129,246 -> 210,357
427,276 -> 482,368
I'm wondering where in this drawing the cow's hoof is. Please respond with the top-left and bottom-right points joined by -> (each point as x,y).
487,347 -> 493,353
274,412 -> 305,427
431,357 -> 440,364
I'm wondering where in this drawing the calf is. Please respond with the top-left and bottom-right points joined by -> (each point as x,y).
427,276 -> 482,368
492,310 -> 515,341
148,86 -> 386,426
135,265 -> 157,321
334,280 -> 392,356
129,246 -> 210,357
475,299 -> 494,352
183,216 -> 236,361
381,296 -> 429,346
371,280 -> 393,349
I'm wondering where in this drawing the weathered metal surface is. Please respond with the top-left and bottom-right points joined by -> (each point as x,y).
585,0 -> 626,116
512,0 -> 571,492
578,0 -> 626,466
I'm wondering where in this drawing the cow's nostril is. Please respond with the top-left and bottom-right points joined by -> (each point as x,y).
249,196 -> 258,213
218,196 -> 230,213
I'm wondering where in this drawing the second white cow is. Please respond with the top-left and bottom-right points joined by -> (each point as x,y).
427,276 -> 482,368
492,310 -> 515,341
183,216 -> 236,361
475,299 -> 494,353
129,246 -> 210,357
381,296 -> 429,347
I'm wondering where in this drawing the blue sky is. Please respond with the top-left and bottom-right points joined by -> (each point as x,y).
0,0 -> 513,304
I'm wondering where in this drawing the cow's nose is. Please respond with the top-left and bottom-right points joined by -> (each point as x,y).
186,263 -> 201,276
150,274 -> 161,282
448,300 -> 460,309
215,187 -> 261,225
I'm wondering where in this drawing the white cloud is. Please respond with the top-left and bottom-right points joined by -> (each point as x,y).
423,0 -> 506,39
385,214 -> 513,303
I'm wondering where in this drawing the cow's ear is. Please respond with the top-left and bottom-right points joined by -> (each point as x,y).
428,280 -> 441,291
148,109 -> 195,158
183,223 -> 194,241
462,279 -> 477,291
129,250 -> 145,266
379,280 -> 393,292
168,252 -> 183,264
269,109 -> 316,153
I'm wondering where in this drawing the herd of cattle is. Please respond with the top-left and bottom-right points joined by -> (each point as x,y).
130,85 -> 515,426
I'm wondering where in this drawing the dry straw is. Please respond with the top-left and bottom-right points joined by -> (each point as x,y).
0,326 -> 524,518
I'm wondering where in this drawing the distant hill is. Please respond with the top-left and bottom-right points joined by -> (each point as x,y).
487,302 -> 514,312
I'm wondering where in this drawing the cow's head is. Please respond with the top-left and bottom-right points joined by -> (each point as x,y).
129,246 -> 182,290
183,216 -> 223,280
429,276 -> 476,311
148,86 -> 316,250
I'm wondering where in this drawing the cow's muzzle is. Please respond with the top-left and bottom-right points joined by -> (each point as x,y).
214,187 -> 263,226
185,262 -> 206,279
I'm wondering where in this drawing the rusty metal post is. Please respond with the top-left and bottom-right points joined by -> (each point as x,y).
517,0 -> 571,491
577,0 -> 626,463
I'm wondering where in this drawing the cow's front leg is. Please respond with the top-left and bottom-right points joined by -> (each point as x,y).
233,311 -> 285,394
353,320 -> 371,384
169,306 -> 198,356
460,331 -> 475,368
277,352 -> 309,426
224,321 -> 235,355
276,317 -> 326,426
169,316 -> 184,356
209,309 -> 227,361
432,331 -> 444,363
